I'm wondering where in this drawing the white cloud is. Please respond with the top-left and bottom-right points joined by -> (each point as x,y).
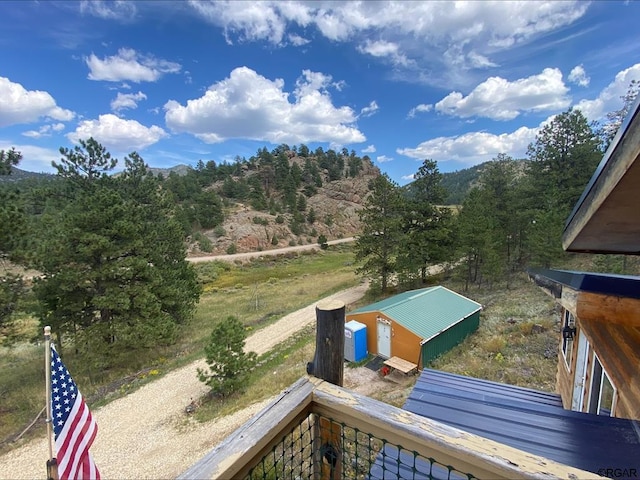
164,66 -> 365,145
188,0 -> 297,45
568,65 -> 590,87
111,91 -> 147,111
80,0 -> 137,21
574,63 -> 640,121
357,40 -> 411,67
467,51 -> 498,69
22,123 -> 66,138
67,114 -> 166,151
0,142 -> 61,173
435,68 -> 570,120
359,101 -> 379,118
0,77 -> 74,127
407,103 -> 433,118
362,145 -> 376,153
376,155 -> 393,163
397,125 -> 539,166
288,33 -> 310,46
191,2 -> 588,85
86,48 -> 181,83
401,173 -> 415,181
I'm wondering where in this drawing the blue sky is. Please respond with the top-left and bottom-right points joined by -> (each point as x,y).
1,1 -> 639,185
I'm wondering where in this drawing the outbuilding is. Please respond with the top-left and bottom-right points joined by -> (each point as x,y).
346,285 -> 481,369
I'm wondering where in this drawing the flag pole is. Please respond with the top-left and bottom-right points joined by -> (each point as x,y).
44,326 -> 58,480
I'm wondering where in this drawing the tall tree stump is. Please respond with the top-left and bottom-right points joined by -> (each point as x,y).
307,300 -> 345,480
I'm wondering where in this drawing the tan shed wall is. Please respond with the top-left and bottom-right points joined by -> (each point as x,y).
346,312 -> 423,366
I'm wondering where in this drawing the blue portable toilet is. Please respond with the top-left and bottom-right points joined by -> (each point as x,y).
344,320 -> 368,362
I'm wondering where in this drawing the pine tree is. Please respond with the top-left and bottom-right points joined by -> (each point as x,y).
397,159 -> 455,285
354,174 -> 403,291
31,139 -> 200,362
526,108 -> 602,215
0,148 -> 26,342
525,109 -> 602,266
198,316 -> 257,397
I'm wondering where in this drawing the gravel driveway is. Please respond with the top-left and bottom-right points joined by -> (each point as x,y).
0,281 -> 369,479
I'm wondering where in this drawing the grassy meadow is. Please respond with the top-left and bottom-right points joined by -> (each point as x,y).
0,244 -> 361,451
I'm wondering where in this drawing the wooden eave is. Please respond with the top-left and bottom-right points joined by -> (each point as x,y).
562,97 -> 640,254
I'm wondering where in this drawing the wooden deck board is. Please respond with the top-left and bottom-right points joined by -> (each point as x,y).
384,356 -> 418,374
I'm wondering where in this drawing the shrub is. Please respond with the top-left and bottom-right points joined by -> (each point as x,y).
318,234 -> 328,250
483,336 -> 507,354
193,232 -> 213,252
226,243 -> 237,254
197,316 -> 257,397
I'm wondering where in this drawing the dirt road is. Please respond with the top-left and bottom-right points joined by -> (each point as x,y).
188,237 -> 355,263
0,280 -> 369,479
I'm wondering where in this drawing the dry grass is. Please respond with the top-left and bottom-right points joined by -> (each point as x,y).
193,328 -> 316,422
0,246 -> 359,448
431,273 -> 560,392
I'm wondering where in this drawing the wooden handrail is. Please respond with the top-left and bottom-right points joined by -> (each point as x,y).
177,377 -> 599,479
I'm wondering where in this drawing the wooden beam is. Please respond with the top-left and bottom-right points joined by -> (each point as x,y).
310,378 -> 597,480
577,291 -> 640,326
176,377 -> 314,480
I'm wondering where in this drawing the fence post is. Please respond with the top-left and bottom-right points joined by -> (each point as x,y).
308,299 -> 345,480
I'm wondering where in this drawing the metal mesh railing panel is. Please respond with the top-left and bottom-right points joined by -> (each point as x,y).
245,413 -> 476,480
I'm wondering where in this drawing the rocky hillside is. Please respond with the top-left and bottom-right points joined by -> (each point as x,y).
1,147 -> 380,257
188,151 -> 380,256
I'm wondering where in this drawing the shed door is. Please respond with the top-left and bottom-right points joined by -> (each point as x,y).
377,320 -> 391,359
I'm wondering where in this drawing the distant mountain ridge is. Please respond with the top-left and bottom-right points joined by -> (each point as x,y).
0,167 -> 52,183
146,164 -> 193,177
439,159 -> 528,205
1,164 -> 195,185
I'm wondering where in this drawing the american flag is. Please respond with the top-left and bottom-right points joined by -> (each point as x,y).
50,345 -> 101,480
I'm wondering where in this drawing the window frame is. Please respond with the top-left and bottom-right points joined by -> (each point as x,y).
587,353 -> 617,417
561,309 -> 575,371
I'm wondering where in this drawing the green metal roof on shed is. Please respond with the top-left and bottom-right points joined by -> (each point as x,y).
349,286 -> 482,341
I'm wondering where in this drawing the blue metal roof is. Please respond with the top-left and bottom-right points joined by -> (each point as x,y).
402,369 -> 640,475
528,268 -> 640,300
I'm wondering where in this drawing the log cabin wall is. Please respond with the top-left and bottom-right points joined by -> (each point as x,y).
530,269 -> 640,420
578,292 -> 640,419
581,316 -> 640,420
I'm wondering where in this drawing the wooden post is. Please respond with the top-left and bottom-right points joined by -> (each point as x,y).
307,300 -> 345,480
306,299 -> 345,386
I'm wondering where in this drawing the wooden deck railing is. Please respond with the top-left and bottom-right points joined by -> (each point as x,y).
178,301 -> 599,480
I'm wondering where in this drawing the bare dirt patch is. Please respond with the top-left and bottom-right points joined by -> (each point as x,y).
344,366 -> 417,407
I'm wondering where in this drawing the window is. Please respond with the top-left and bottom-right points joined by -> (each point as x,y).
561,309 -> 575,370
588,355 -> 617,416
